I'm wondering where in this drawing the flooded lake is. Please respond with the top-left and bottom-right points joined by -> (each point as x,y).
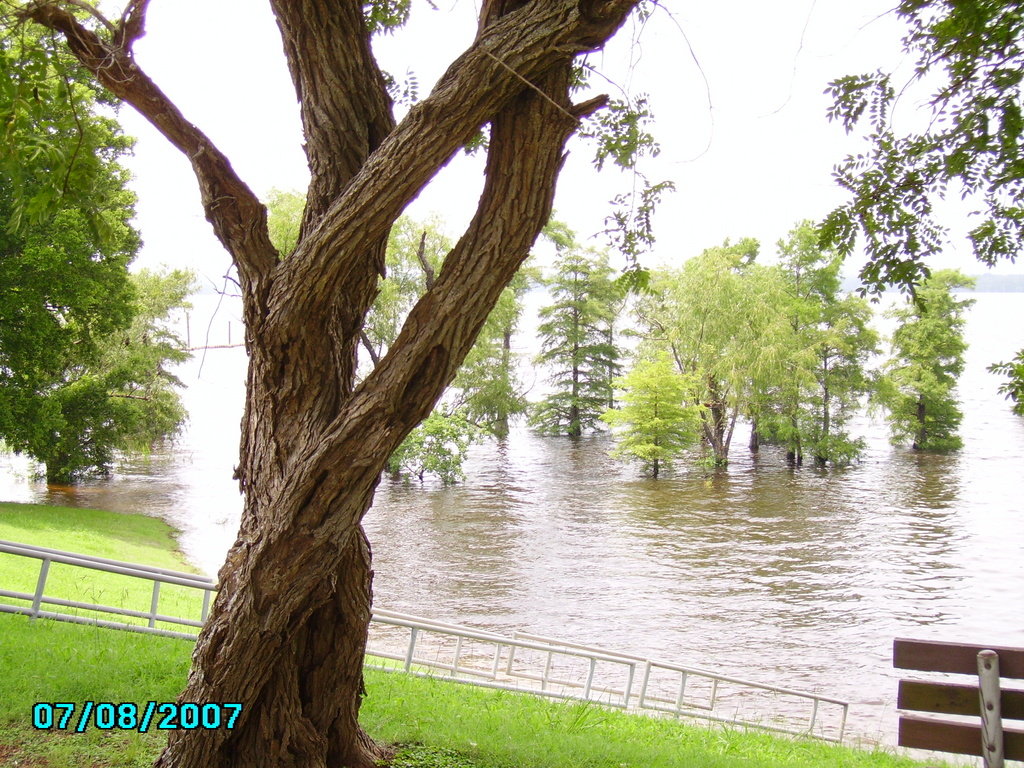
2,291 -> 1022,746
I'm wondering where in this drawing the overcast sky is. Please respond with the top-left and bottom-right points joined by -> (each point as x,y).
115,0 -> 1023,288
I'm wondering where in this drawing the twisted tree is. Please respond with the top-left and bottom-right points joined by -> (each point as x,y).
6,0 -> 644,766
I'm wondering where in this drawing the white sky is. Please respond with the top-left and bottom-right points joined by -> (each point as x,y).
115,0 -> 1024,287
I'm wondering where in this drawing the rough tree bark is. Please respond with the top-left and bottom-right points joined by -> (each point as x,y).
17,0 -> 641,766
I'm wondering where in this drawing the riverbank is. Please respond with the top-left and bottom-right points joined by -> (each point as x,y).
0,502 -> 948,767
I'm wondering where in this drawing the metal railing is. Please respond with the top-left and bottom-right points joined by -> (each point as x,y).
0,539 -> 216,639
0,539 -> 848,742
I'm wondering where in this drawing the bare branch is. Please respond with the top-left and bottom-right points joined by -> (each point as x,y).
415,231 -> 435,289
115,0 -> 150,48
358,330 -> 380,367
20,0 -> 278,293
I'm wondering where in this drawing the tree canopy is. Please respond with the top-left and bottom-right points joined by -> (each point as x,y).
1,23 -> 191,482
824,0 -> 1024,289
601,351 -> 700,477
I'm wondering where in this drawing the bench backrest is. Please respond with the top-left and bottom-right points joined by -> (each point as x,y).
894,638 -> 1024,762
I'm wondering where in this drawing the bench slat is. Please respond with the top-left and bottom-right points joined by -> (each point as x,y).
899,679 -> 1024,720
894,638 -> 1024,678
899,715 -> 1024,760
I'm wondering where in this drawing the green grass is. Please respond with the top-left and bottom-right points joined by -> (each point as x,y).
0,502 -> 206,633
0,503 -> 953,767
0,613 -> 943,768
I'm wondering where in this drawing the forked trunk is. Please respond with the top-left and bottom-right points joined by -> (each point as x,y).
20,2 -> 641,767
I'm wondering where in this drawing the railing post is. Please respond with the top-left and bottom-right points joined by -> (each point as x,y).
452,636 -> 463,678
622,662 -> 636,708
977,649 -> 1004,768
31,558 -> 51,619
404,627 -> 418,672
492,643 -> 503,679
201,588 -> 212,623
541,650 -> 553,692
675,671 -> 688,713
639,661 -> 652,708
583,658 -> 597,699
148,581 -> 161,628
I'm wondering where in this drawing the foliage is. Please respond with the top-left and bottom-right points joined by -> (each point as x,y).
604,177 -> 676,264
0,24 -> 131,241
531,235 -> 624,438
823,0 -> 1023,419
264,188 -> 305,258
823,0 -> 1024,289
363,0 -> 411,35
386,409 -> 479,484
755,222 -> 878,466
1,270 -> 194,482
635,238 -> 777,466
450,269 -> 533,438
1,25 -> 190,483
580,94 -> 659,172
876,269 -> 975,451
989,349 -> 1024,415
601,352 -> 700,477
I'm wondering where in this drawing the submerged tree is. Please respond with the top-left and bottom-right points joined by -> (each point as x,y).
2,269 -> 193,482
451,267 -> 532,438
877,270 -> 975,451
637,239 -> 784,466
531,242 -> 623,437
601,352 -> 700,477
386,408 -> 478,484
758,222 -> 878,466
5,1 -> 648,765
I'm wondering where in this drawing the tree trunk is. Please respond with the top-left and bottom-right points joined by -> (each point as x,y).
748,418 -> 760,452
816,380 -> 831,466
493,327 -> 513,438
914,395 -> 927,450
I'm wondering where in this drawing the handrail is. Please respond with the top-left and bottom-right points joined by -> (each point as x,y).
0,539 -> 849,743
0,540 -> 216,589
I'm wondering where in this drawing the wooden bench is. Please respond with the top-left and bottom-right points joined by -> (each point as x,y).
894,638 -> 1024,767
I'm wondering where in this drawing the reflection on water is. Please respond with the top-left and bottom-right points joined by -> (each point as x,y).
2,293 -> 1023,744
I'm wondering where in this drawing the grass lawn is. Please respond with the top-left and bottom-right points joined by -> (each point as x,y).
0,501 -> 207,633
0,502 -> 952,767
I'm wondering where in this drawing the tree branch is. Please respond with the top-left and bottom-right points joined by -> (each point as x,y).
115,0 -> 150,48
358,330 -> 380,368
269,0 -> 395,239
273,0 -> 639,329
59,0 -> 115,36
19,1 -> 278,298
415,231 -> 435,290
